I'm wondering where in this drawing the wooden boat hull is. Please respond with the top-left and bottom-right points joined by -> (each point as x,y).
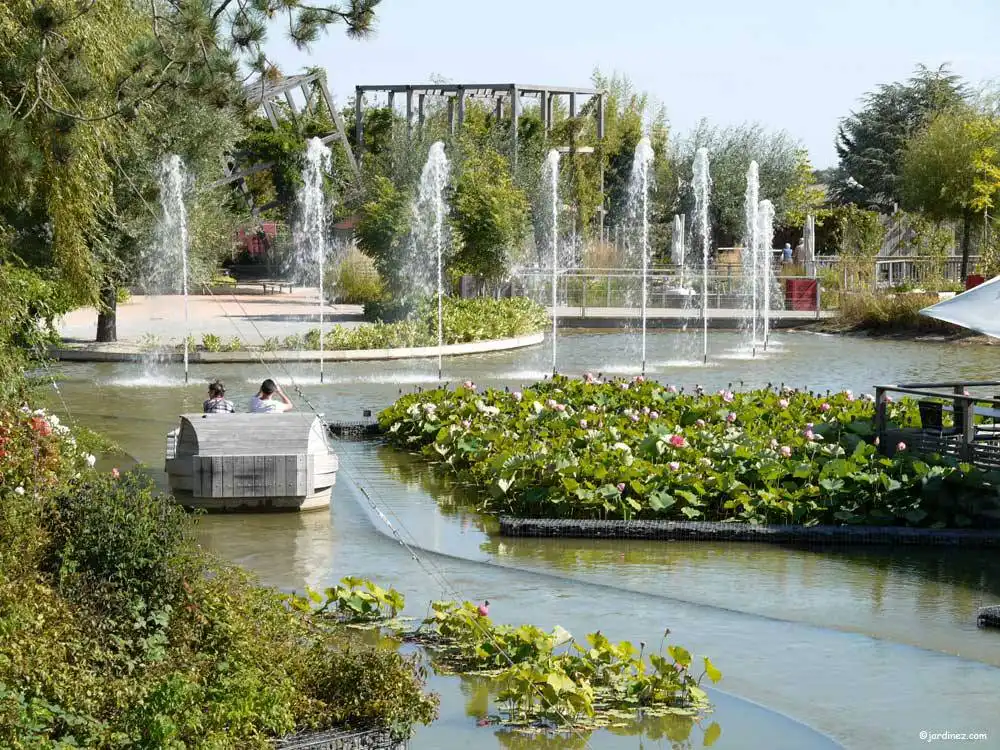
165,413 -> 338,512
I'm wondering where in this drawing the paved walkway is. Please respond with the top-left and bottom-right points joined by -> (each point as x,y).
58,287 -> 365,346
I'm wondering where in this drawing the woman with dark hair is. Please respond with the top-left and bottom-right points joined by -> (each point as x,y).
203,380 -> 235,413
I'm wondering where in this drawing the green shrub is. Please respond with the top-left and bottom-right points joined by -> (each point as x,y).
331,247 -> 384,304
202,333 -> 223,352
837,292 -> 959,333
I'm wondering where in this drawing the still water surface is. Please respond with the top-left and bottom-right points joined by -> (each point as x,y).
45,331 -> 1000,749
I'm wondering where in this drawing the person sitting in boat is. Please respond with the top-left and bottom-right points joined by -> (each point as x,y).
250,379 -> 293,413
203,380 -> 235,414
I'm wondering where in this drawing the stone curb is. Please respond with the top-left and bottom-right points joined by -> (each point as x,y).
498,516 -> 1000,547
49,332 -> 545,364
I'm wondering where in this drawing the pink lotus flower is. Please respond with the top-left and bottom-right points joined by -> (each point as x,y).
722,391 -> 734,403
896,441 -> 907,451
477,600 -> 490,617
630,414 -> 640,423
874,436 -> 880,446
583,372 -> 595,383
554,403 -> 566,412
546,399 -> 558,409
780,446 -> 792,458
668,434 -> 687,447
580,419 -> 588,429
778,398 -> 789,409
804,429 -> 815,440
634,375 -> 645,383
620,382 -> 630,391
667,385 -> 678,393
616,482 -> 626,492
111,467 -> 120,479
885,395 -> 894,403
695,419 -> 706,428
463,380 -> 476,390
512,391 -> 522,401
820,402 -> 831,412
668,461 -> 681,471
726,412 -> 737,423
649,411 -> 659,419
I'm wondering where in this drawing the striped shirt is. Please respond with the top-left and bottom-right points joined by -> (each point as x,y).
203,398 -> 235,414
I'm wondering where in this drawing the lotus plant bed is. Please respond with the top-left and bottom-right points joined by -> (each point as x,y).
404,601 -> 721,734
379,375 -> 1000,530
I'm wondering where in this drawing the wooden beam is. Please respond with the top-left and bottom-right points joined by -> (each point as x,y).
315,76 -> 358,178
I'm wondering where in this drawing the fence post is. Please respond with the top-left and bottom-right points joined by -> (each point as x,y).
606,275 -> 611,307
582,274 -> 588,314
815,278 -> 821,319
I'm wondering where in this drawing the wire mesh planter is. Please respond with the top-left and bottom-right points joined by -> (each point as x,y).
275,726 -> 406,750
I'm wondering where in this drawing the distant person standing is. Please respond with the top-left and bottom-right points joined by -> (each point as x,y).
250,379 -> 293,413
794,238 -> 806,265
782,243 -> 793,264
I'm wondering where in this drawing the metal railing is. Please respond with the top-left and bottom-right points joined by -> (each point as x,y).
874,381 -> 1000,469
509,266 -> 821,312
818,256 -> 980,290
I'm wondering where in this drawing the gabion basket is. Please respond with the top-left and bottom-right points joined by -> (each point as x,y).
275,727 -> 405,750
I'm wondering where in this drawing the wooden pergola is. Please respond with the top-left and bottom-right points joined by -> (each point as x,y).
353,82 -> 605,169
213,71 -> 360,214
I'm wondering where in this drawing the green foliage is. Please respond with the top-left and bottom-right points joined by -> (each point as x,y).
832,64 -> 967,210
410,601 -> 718,731
450,149 -> 530,282
355,175 -> 412,296
672,122 -> 802,246
331,246 -> 385,304
201,333 -> 223,352
834,292 -> 958,333
782,150 -> 831,229
288,577 -> 405,624
0,406 -> 437,747
380,376 -> 1000,528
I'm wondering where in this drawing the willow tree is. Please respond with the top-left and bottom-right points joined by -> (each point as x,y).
0,0 -> 381,342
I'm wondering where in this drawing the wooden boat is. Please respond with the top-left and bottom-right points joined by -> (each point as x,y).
165,413 -> 338,511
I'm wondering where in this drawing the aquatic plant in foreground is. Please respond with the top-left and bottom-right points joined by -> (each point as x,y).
380,375 -> 1000,527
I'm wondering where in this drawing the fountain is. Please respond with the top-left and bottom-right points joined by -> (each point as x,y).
625,137 -> 654,375
411,142 -> 451,380
293,137 -> 333,383
542,149 -> 561,374
692,148 -> 712,364
152,154 -> 190,383
672,214 -> 686,285
757,199 -> 776,350
743,161 -> 761,355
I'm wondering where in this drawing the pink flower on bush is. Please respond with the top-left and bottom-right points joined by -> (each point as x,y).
667,385 -> 678,393
668,461 -> 681,471
111,468 -> 120,479
726,412 -> 737,424
580,419 -> 588,429
546,399 -> 558,409
695,419 -> 706,428
778,398 -> 789,409
554,403 -> 566,412
780,446 -> 792,458
844,390 -> 855,402
634,375 -> 645,383
463,380 -> 476,390
820,403 -> 831,413
620,382 -> 630,391
897,441 -> 907,452
668,434 -> 686,448
616,482 -> 626,492
804,429 -> 815,440
722,391 -> 734,403
583,372 -> 595,383
512,391 -> 522,401
30,416 -> 52,437
885,395 -> 894,403
630,414 -> 640,423
649,411 -> 659,420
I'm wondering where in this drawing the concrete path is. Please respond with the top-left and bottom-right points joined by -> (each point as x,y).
58,287 -> 365,346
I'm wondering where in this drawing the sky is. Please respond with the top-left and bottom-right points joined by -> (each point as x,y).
265,0 -> 1000,168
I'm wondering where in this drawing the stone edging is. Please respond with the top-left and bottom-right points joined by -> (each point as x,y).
50,332 -> 544,364
498,516 -> 1000,547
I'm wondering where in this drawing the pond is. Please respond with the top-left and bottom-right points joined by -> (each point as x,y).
46,330 -> 1000,749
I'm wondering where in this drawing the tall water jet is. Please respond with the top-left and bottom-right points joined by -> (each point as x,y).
625,137 -> 654,375
742,161 -> 761,355
293,138 -> 333,382
411,142 -> 451,380
804,213 -> 816,277
155,155 -> 190,383
692,148 -> 712,364
672,214 -> 686,284
542,149 -> 561,374
757,199 -> 776,350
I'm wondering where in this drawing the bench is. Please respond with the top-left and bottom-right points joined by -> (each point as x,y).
260,280 -> 293,294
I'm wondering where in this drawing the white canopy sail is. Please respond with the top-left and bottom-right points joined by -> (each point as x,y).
920,276 -> 1000,337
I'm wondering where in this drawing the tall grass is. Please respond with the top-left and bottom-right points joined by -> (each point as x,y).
836,292 -> 959,334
